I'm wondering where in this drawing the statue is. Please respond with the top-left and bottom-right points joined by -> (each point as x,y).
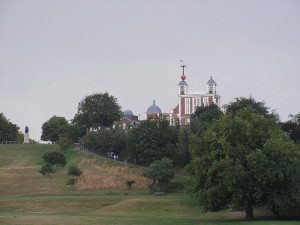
24,126 -> 29,144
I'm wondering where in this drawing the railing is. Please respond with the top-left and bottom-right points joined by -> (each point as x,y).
0,141 -> 20,144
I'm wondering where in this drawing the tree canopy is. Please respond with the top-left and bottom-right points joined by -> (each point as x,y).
127,119 -> 178,165
0,113 -> 18,142
41,116 -> 70,142
224,97 -> 279,122
73,92 -> 122,129
190,104 -> 223,137
189,108 -> 298,220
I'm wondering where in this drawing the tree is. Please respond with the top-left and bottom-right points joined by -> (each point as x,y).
41,116 -> 70,143
143,157 -> 175,192
189,108 -> 298,220
280,121 -> 300,144
174,126 -> 191,167
190,104 -> 223,137
82,129 -> 127,155
224,97 -> 279,122
0,113 -> 18,142
73,92 -> 122,130
43,151 -> 67,169
127,119 -> 178,165
289,113 -> 300,124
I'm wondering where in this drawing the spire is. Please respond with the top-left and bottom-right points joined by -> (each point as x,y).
180,60 -> 186,80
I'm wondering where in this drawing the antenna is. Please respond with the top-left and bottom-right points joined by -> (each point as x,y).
180,59 -> 186,75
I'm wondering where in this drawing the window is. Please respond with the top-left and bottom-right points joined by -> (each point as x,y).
185,98 -> 190,114
203,97 -> 209,106
193,98 -> 197,113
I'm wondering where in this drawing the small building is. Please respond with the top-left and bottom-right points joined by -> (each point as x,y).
113,110 -> 140,129
145,100 -> 168,120
170,64 -> 221,126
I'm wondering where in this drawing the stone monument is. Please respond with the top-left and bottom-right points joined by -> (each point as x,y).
24,126 -> 29,144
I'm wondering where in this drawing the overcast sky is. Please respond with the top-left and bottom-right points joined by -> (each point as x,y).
0,0 -> 300,141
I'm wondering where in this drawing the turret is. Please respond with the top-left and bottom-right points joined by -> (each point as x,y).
207,76 -> 217,94
178,64 -> 188,95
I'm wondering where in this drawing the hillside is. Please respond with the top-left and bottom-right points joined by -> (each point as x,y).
0,144 -> 299,225
0,144 -> 149,195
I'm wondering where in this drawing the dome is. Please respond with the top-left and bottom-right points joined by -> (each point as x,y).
207,76 -> 217,85
146,100 -> 162,114
178,80 -> 188,86
123,110 -> 133,117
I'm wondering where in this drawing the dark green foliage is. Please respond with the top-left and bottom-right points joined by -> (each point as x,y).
127,119 -> 178,165
41,116 -> 70,142
174,126 -> 191,167
280,121 -> 300,143
39,163 -> 54,176
82,129 -> 127,155
73,92 -> 122,129
125,180 -> 136,189
190,104 -> 223,137
224,96 -> 279,122
68,165 -> 82,177
0,113 -> 18,141
189,108 -> 298,220
143,157 -> 175,192
43,151 -> 67,168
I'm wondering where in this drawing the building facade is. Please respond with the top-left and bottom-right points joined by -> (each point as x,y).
170,65 -> 221,126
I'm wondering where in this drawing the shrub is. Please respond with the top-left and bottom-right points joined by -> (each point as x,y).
39,163 -> 53,176
58,136 -> 71,149
125,180 -> 136,189
66,178 -> 76,186
68,165 -> 82,178
143,157 -> 175,192
43,151 -> 67,168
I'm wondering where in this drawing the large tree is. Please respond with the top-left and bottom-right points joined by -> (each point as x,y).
41,116 -> 70,142
73,92 -> 122,130
0,113 -> 18,142
224,97 -> 279,122
127,119 -> 178,165
189,108 -> 298,220
190,104 -> 223,137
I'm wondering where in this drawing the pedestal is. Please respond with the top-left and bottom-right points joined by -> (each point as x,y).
24,133 -> 29,144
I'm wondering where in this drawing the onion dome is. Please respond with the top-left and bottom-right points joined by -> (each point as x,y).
146,100 -> 162,114
207,76 -> 217,85
123,110 -> 133,117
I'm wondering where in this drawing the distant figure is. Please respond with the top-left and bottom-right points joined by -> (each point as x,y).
24,126 -> 29,144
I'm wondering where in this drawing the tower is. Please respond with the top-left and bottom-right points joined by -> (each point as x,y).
178,63 -> 188,95
207,76 -> 217,94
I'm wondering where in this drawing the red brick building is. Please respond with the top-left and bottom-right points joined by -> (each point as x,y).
170,65 -> 221,126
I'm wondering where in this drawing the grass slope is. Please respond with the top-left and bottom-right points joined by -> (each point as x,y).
0,144 -> 299,225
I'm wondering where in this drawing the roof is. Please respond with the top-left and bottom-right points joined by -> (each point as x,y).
123,110 -> 133,117
207,76 -> 217,85
178,80 -> 188,86
146,100 -> 162,114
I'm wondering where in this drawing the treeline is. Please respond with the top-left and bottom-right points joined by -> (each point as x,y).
41,93 -> 300,220
0,113 -> 24,143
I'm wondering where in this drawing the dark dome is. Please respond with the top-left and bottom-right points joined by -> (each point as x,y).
123,110 -> 133,117
146,100 -> 162,114
207,76 -> 217,85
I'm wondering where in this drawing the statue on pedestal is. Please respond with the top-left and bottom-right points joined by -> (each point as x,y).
24,126 -> 29,144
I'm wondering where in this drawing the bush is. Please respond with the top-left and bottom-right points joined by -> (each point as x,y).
143,157 -> 175,193
58,136 -> 71,149
125,180 -> 136,189
43,151 -> 67,168
39,163 -> 53,176
68,165 -> 82,178
66,178 -> 76,186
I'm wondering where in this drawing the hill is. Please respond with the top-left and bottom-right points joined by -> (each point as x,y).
0,144 -> 299,225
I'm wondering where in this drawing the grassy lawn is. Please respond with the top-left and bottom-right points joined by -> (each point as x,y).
0,144 -> 299,225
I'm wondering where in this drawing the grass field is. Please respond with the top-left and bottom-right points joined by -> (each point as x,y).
0,144 -> 299,225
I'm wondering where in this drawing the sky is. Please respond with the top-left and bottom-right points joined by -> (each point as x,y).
0,0 -> 300,141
